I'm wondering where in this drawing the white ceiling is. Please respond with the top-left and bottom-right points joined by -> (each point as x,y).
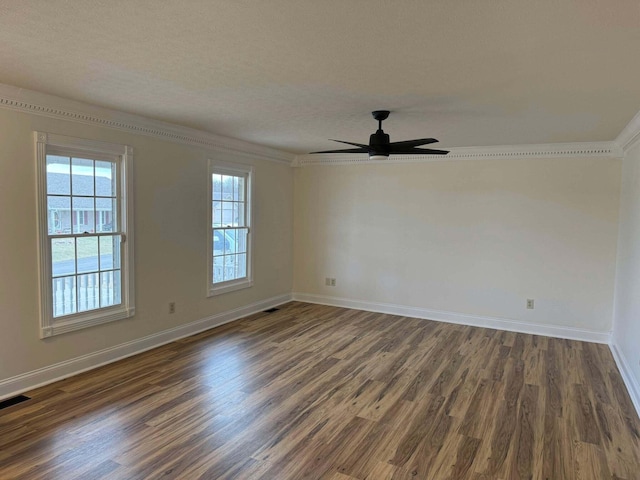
1,0 -> 639,154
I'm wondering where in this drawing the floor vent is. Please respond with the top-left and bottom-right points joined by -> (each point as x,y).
263,307 -> 280,313
0,395 -> 31,410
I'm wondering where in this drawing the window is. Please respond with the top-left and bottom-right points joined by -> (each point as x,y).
208,161 -> 253,296
36,132 -> 134,337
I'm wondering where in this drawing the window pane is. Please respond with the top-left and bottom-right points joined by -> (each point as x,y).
48,196 -> 70,234
223,254 -> 235,281
212,174 -> 222,201
237,176 -> 245,201
77,236 -> 99,273
237,228 -> 248,254
226,230 -> 235,253
72,197 -> 95,234
95,160 -> 117,197
96,197 -> 116,232
114,269 -> 122,306
233,203 -> 245,227
213,229 -> 227,256
77,273 -> 99,312
213,256 -> 224,283
218,202 -> 227,226
51,238 -> 75,277
212,202 -> 221,227
100,235 -> 120,270
222,175 -> 234,198
52,276 -> 76,317
46,155 -> 70,195
110,198 -> 118,232
236,253 -> 247,278
71,158 -> 94,196
219,202 -> 233,226
101,270 -> 121,307
239,229 -> 246,254
232,176 -> 237,201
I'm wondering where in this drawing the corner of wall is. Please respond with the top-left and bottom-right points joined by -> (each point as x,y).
610,122 -> 640,419
609,339 -> 640,417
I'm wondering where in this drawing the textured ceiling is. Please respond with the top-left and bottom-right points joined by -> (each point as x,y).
1,0 -> 639,154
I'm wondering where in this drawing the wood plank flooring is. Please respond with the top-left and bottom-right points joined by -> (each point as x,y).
1,302 -> 639,479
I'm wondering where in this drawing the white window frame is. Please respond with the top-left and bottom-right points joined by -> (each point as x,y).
35,132 -> 135,338
207,160 -> 253,296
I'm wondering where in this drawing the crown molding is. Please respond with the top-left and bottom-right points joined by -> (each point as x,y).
293,141 -> 622,166
615,109 -> 640,153
1,82 -> 636,166
0,83 -> 295,164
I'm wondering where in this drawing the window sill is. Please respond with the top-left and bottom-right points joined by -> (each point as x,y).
40,307 -> 135,338
208,278 -> 253,297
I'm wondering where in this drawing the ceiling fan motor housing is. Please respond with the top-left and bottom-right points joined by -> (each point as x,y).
369,130 -> 390,156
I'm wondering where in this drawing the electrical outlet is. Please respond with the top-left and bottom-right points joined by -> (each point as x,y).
169,302 -> 176,314
526,299 -> 534,309
330,278 -> 336,286
325,277 -> 331,286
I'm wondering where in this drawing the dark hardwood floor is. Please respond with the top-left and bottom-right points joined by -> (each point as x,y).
1,302 -> 639,479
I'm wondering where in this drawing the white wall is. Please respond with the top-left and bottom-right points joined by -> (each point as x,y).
0,95 -> 632,405
293,157 -> 621,335
612,140 -> 640,411
0,107 -> 293,383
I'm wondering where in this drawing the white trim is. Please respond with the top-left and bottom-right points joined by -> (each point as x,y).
291,292 -> 612,344
35,132 -> 135,338
0,83 -> 294,164
616,109 -> 640,152
207,160 -> 254,297
41,308 -> 136,338
609,342 -> 640,418
2,82 -> 635,167
209,279 -> 254,296
293,141 -> 621,167
40,131 -> 131,155
122,135 -> 136,322
35,133 -> 50,334
0,294 -> 292,401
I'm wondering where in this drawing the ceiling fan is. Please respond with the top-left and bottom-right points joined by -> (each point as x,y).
310,110 -> 449,160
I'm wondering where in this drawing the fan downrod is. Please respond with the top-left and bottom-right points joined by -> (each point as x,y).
372,110 -> 390,131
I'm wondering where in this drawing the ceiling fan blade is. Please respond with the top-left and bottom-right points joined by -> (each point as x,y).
310,147 -> 369,154
388,138 -> 439,150
329,139 -> 370,148
390,148 -> 449,155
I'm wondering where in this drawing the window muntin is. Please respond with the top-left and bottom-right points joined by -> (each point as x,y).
208,162 -> 253,295
36,133 -> 134,337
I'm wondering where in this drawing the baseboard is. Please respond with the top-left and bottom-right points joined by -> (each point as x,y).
292,292 -> 611,344
609,342 -> 640,418
0,293 -> 292,401
1,291 -> 616,402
